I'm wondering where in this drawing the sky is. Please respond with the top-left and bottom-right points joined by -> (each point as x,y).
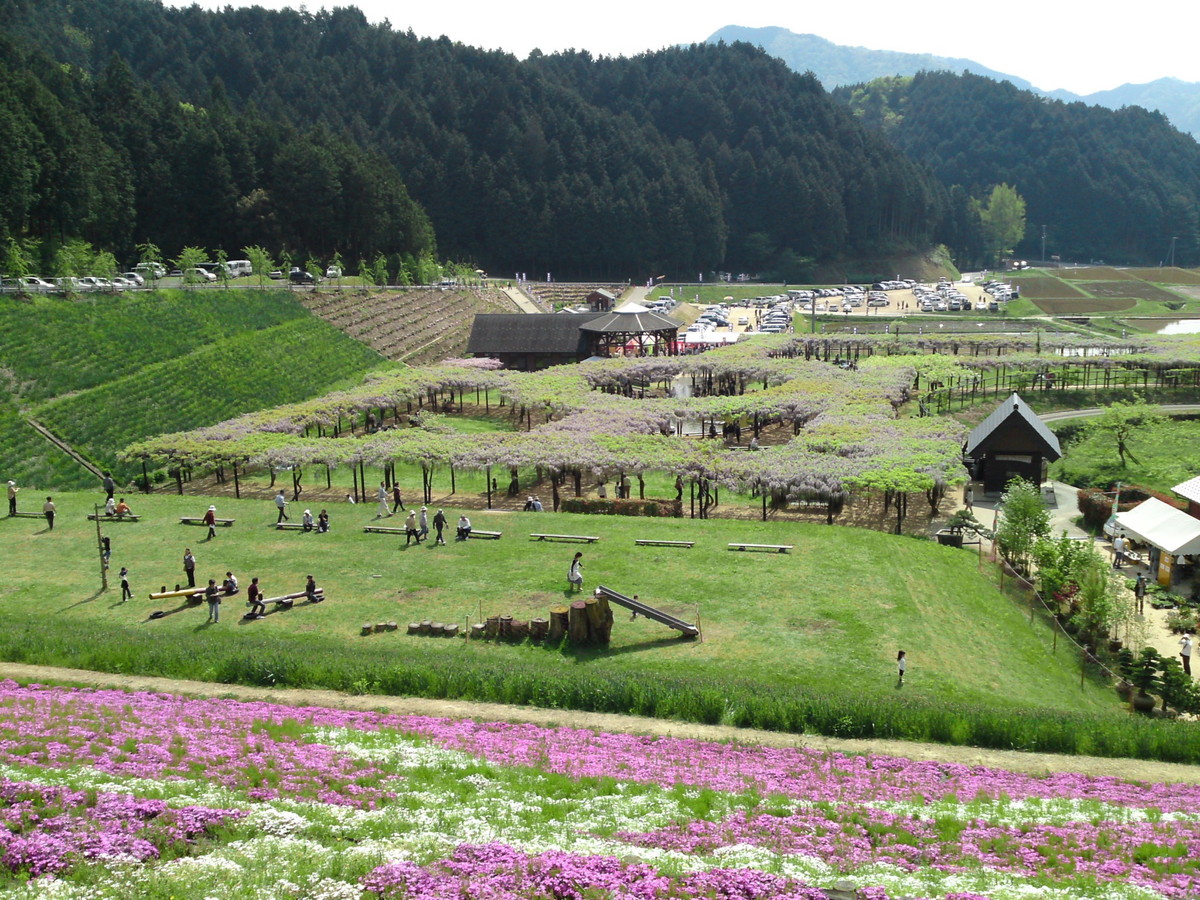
161,0 -> 1200,96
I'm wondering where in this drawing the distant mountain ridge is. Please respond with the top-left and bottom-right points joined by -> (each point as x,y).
706,25 -> 1200,139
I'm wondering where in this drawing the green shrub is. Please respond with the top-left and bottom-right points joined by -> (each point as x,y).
559,497 -> 682,517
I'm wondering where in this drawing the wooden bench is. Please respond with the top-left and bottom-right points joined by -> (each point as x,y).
180,517 -> 235,527
7,512 -> 44,519
635,539 -> 694,548
531,533 -> 600,543
87,514 -> 141,522
275,522 -> 314,531
363,525 -> 408,534
468,529 -> 502,539
728,542 -> 793,553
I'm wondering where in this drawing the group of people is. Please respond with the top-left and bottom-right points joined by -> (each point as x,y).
522,496 -> 544,512
400,506 -> 472,544
103,496 -> 133,517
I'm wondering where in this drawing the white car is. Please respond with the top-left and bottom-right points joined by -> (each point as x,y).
18,276 -> 55,292
183,267 -> 217,283
326,265 -> 342,279
76,276 -> 110,291
134,262 -> 166,279
120,271 -> 145,286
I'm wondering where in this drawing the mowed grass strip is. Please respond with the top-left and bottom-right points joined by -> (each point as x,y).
0,491 -> 1113,717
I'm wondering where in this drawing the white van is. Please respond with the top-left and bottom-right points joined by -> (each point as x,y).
226,259 -> 252,278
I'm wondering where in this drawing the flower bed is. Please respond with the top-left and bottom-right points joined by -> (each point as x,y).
0,679 -> 1197,899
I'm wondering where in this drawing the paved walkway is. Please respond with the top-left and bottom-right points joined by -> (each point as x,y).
500,285 -> 541,314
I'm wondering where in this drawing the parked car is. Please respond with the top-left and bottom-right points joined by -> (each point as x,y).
288,267 -> 318,285
268,269 -> 285,280
109,277 -> 137,290
133,262 -> 166,280
183,267 -> 217,283
325,265 -> 342,279
76,276 -> 110,291
52,277 -> 83,292
120,271 -> 145,286
18,276 -> 55,293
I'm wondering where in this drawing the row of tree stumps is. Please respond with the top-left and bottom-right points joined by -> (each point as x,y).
468,592 -> 615,646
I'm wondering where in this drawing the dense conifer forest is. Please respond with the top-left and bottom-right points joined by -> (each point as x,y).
836,72 -> 1200,266
3,0 -> 1198,275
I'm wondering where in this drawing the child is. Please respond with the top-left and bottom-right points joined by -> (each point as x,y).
897,650 -> 907,684
568,552 -> 584,591
119,566 -> 131,602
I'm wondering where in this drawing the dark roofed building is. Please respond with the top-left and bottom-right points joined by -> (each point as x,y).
964,393 -> 1062,493
586,289 -> 617,311
467,314 -> 603,370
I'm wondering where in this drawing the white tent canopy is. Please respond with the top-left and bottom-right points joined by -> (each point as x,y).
1115,497 -> 1200,555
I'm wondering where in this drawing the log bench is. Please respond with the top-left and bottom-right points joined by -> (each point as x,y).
635,539 -> 694,548
261,588 -> 325,609
728,542 -> 792,553
531,533 -> 600,543
468,529 -> 502,539
87,514 -> 142,522
180,517 -> 235,527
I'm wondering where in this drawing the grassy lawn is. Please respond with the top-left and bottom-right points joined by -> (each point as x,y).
1,490 -> 1114,719
1050,416 -> 1200,493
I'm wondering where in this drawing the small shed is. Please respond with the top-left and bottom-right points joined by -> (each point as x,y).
466,313 -> 603,370
586,289 -> 617,311
964,393 -> 1062,493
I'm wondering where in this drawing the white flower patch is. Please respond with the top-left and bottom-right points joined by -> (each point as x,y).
871,795 -> 1197,828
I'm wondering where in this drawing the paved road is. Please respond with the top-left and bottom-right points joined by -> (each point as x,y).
500,285 -> 541,314
1040,404 -> 1200,423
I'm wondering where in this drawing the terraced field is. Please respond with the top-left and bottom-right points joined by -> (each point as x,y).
300,286 -> 519,364
522,282 -> 629,310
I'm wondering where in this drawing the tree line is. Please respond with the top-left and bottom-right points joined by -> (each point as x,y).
3,0 -> 972,279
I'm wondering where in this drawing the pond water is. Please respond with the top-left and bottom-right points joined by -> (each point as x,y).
1131,318 -> 1200,334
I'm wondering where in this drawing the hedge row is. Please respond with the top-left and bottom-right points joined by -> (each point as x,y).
560,497 -> 683,517
1076,484 -> 1184,530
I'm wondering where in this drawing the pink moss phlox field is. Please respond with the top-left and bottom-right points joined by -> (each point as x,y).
0,682 -> 397,807
361,842 -> 832,899
617,808 -> 1200,898
3,681 -> 1198,815
0,778 -> 243,878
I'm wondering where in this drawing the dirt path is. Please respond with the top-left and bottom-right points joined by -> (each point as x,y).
3,662 -> 1198,785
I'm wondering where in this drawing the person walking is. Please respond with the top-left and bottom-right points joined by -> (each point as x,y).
392,483 -> 405,514
6,480 -> 17,516
204,579 -> 221,623
42,496 -> 55,530
377,482 -> 391,518
203,505 -> 217,541
102,472 -> 115,502
1181,633 -> 1194,676
897,650 -> 907,685
119,566 -> 131,602
404,510 -> 420,545
274,490 -> 289,523
965,484 -> 974,511
567,551 -> 584,591
419,506 -> 429,541
183,548 -> 196,588
433,508 -> 447,545
1134,572 -> 1148,615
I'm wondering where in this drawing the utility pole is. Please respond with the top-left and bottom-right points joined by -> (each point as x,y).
1169,236 -> 1178,268
93,504 -> 108,591
1041,225 -> 1047,264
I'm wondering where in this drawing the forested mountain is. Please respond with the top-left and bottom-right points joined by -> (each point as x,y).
835,72 -> 1200,266
706,26 -> 1037,94
1,0 -> 956,279
709,25 -> 1200,141
0,32 -> 434,271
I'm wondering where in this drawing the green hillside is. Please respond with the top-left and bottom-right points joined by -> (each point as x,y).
0,291 -> 388,489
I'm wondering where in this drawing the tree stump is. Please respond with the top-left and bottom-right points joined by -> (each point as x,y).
568,600 -> 590,645
364,624 -> 376,636
470,623 -> 487,640
418,620 -> 432,635
511,620 -> 529,641
548,607 -> 569,643
430,622 -> 445,636
443,623 -> 459,638
584,596 -> 613,645
498,614 -> 513,640
407,622 -> 421,635
375,622 -> 387,634
530,618 -> 549,642
386,622 -> 398,632
485,615 -> 500,639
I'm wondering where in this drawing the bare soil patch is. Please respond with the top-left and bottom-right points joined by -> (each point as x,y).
1034,296 -> 1135,315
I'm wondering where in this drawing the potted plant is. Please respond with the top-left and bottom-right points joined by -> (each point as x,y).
1128,647 -> 1163,714
1114,647 -> 1134,701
